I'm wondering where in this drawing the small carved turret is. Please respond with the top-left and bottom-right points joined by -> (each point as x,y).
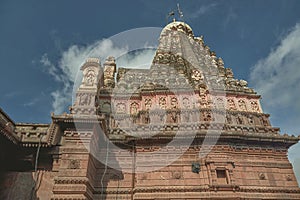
103,56 -> 116,88
70,58 -> 102,115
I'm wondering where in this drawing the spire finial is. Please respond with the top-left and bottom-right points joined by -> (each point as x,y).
177,3 -> 184,20
166,11 -> 175,24
166,3 -> 184,24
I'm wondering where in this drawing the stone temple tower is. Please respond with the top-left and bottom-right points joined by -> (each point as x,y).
0,21 -> 299,199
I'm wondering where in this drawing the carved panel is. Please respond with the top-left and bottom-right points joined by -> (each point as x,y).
101,101 -> 111,113
130,102 -> 139,115
250,101 -> 260,112
115,103 -> 126,114
191,69 -> 203,81
78,93 -> 92,106
238,99 -> 247,111
171,171 -> 182,179
182,97 -> 190,109
159,97 -> 167,109
227,99 -> 237,110
259,173 -> 266,180
199,94 -> 208,107
168,111 -> 179,123
144,98 -> 152,110
286,175 -> 293,181
68,159 -> 80,169
170,97 -> 178,109
215,97 -> 224,109
85,70 -> 96,86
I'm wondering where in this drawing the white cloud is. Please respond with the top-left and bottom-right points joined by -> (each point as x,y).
4,91 -> 23,98
250,23 -> 300,132
40,38 -> 156,114
40,53 -> 71,114
250,23 -> 300,185
23,97 -> 39,107
223,6 -> 238,28
250,23 -> 300,109
189,3 -> 218,19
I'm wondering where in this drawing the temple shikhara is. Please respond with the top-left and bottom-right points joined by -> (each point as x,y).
1,21 -> 300,199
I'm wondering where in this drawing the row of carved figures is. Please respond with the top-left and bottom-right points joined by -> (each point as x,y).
100,97 -> 261,115
109,110 -> 270,128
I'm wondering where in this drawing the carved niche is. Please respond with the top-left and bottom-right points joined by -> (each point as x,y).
215,97 -> 224,109
259,173 -> 266,180
172,171 -> 182,179
191,69 -> 203,81
227,99 -> 237,110
203,111 -> 213,121
182,97 -> 190,109
226,114 -> 232,124
170,97 -> 178,109
159,97 -> 167,109
115,103 -> 126,114
236,114 -> 243,124
78,93 -> 92,106
238,99 -> 247,111
260,115 -> 270,126
168,111 -> 178,123
82,67 -> 98,87
130,102 -> 139,115
68,159 -> 80,169
144,98 -> 152,110
248,115 -> 254,125
86,70 -> 96,86
250,101 -> 260,112
199,94 -> 207,105
101,102 -> 111,113
286,175 -> 293,181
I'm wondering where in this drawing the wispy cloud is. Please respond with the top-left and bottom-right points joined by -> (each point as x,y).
223,6 -> 238,28
4,91 -> 23,98
250,23 -> 300,110
189,3 -> 218,19
23,97 -> 40,107
250,23 -> 300,185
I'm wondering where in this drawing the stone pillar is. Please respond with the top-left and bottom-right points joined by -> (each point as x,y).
51,130 -> 96,200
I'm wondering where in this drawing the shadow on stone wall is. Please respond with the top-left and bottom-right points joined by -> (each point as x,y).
0,171 -> 38,200
88,129 -> 129,200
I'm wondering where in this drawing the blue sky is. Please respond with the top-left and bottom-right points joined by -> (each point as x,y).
1,0 -> 300,183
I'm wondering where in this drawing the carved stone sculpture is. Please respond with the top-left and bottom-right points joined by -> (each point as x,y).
238,99 -> 247,111
159,97 -> 167,109
227,99 -> 236,110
